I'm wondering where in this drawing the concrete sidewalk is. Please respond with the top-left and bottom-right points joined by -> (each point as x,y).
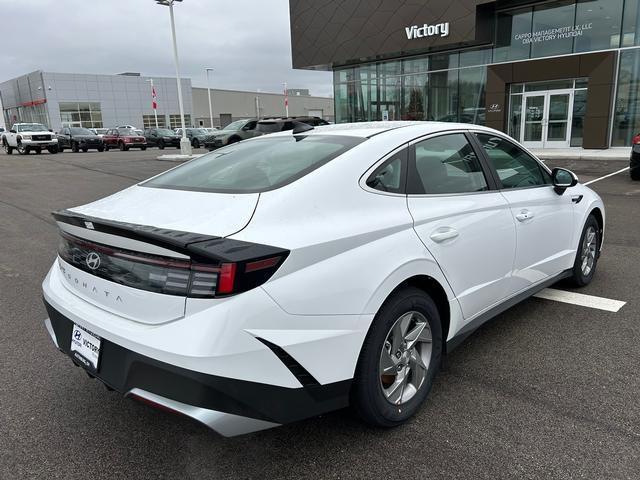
529,147 -> 631,161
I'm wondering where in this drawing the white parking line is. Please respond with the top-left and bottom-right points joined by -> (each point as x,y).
534,288 -> 626,312
584,167 -> 630,186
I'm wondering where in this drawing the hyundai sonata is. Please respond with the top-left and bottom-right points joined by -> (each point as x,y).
42,122 -> 605,436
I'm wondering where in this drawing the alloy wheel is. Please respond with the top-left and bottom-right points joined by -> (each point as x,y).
581,226 -> 597,276
379,311 -> 432,405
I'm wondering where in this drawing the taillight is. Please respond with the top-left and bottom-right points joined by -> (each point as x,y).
57,231 -> 288,299
633,134 -> 640,145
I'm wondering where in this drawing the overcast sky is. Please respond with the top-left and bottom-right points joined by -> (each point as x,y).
0,0 -> 333,96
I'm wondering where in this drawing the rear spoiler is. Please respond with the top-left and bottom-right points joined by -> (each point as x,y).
51,209 -> 288,264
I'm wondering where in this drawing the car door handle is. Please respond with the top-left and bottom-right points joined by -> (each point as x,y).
430,227 -> 459,243
515,210 -> 535,222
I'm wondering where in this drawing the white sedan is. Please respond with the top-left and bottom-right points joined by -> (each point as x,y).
42,121 -> 604,436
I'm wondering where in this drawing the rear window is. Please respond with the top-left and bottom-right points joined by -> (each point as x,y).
142,135 -> 364,193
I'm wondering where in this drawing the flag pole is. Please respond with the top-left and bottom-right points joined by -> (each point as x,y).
284,81 -> 289,117
151,79 -> 159,129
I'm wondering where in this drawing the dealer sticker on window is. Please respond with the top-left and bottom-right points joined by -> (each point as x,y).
70,324 -> 101,373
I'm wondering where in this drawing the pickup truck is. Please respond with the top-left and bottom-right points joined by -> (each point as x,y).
2,123 -> 59,154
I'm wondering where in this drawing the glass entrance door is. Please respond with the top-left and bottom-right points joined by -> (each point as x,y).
521,90 -> 574,149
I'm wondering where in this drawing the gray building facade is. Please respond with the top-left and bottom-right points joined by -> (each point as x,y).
191,87 -> 334,128
0,71 -> 192,131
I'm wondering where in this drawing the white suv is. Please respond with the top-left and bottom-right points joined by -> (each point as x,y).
2,123 -> 59,154
42,122 -> 604,436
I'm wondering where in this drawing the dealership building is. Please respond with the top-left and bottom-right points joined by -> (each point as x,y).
290,0 -> 640,149
0,71 -> 334,131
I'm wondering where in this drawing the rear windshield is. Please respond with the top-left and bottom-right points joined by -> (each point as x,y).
142,135 -> 364,193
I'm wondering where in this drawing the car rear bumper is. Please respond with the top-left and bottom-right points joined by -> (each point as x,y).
43,300 -> 351,436
41,261 -> 362,435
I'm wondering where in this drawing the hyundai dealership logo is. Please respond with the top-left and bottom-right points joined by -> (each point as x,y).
405,22 -> 450,40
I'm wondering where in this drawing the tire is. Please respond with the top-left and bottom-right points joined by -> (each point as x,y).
104,145 -> 110,152
35,147 -> 42,154
158,140 -> 165,150
16,143 -> 28,155
228,137 -> 240,145
119,142 -> 128,151
97,146 -> 104,152
4,140 -> 13,155
57,145 -> 64,153
192,139 -> 200,149
82,147 -> 88,153
351,287 -> 443,428
71,142 -> 79,153
141,146 -> 147,151
631,166 -> 640,181
47,146 -> 58,154
569,215 -> 601,287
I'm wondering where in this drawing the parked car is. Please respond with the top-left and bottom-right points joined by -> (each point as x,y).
256,118 -> 315,134
41,122 -> 605,437
631,133 -> 640,180
144,128 -> 181,149
57,127 -> 104,153
116,125 -> 138,130
175,128 -> 210,149
89,128 -> 109,138
2,123 -> 58,155
102,127 -> 147,151
203,127 -> 219,133
203,119 -> 261,151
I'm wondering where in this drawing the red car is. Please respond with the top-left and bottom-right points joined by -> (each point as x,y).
103,128 -> 147,151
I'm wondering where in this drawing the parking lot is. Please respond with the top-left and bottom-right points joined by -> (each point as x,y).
1,148 -> 638,479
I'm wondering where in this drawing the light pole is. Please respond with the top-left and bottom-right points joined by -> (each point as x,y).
205,67 -> 215,129
155,0 -> 192,155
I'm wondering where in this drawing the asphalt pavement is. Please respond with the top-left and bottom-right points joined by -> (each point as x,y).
0,148 -> 638,479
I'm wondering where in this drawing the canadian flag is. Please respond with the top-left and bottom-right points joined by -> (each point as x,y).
152,86 -> 157,110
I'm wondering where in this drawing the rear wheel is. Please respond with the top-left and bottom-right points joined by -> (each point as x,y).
71,142 -> 79,153
47,145 -> 58,154
158,140 -> 165,150
631,164 -> 640,181
4,140 -> 13,155
119,142 -> 128,151
104,144 -> 110,151
351,287 -> 442,427
569,215 -> 600,287
192,138 -> 200,149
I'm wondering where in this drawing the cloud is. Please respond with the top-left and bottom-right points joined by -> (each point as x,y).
0,0 -> 333,96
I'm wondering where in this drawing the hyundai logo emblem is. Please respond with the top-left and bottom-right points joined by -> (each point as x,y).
74,330 -> 82,340
85,252 -> 101,270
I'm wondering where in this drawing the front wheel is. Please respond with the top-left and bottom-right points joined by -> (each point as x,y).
4,141 -> 14,155
16,143 -> 29,155
47,146 -> 58,154
71,142 -> 79,153
158,140 -> 165,150
192,138 -> 200,149
351,287 -> 442,427
569,215 -> 601,287
141,146 -> 147,151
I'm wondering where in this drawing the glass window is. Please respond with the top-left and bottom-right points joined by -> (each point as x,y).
428,69 -> 459,122
475,133 -> 550,188
409,134 -> 489,195
530,0 -> 576,59
403,57 -> 429,74
525,79 -> 574,91
377,74 -> 401,121
494,7 -> 533,62
622,0 -> 640,46
402,75 -> 427,120
59,102 -> 103,128
459,48 -> 493,68
458,67 -> 487,125
574,0 -> 623,52
143,135 -> 364,193
508,94 -> 523,140
366,149 -> 407,194
142,115 -> 167,128
571,89 -> 587,147
430,53 -> 459,71
169,114 -> 191,129
612,48 -> 640,146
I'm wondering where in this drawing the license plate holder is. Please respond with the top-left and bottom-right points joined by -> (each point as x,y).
70,324 -> 102,373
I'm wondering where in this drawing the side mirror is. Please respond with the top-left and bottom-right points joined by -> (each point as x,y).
48,129 -> 53,132
552,168 -> 578,195
10,129 -> 16,134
